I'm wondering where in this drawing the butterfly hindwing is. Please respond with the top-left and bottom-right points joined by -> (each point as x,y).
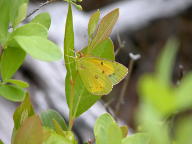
77,57 -> 113,95
87,57 -> 128,85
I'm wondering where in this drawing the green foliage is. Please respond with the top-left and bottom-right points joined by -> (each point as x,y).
94,113 -> 123,144
0,46 -> 26,81
14,36 -> 62,61
13,115 -> 44,144
0,140 -> 4,144
0,85 -> 25,102
31,13 -> 51,29
40,109 -> 68,131
13,94 -> 35,130
6,79 -> 29,88
122,133 -> 149,144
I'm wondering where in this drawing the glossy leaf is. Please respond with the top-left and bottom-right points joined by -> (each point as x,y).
13,3 -> 28,27
13,93 -> 35,130
0,85 -> 25,102
40,109 -> 68,131
122,133 -> 150,144
13,115 -> 43,144
31,12 -> 51,29
0,46 -> 26,81
87,9 -> 119,53
14,36 -> 62,61
88,10 -> 100,38
6,79 -> 29,88
94,113 -> 122,144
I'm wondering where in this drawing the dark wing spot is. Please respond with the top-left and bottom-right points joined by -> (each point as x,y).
101,61 -> 104,65
102,71 -> 105,74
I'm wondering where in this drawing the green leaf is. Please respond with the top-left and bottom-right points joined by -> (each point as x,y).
6,79 -> 29,88
44,131 -> 73,144
10,0 -> 29,28
13,3 -> 28,27
138,75 -> 176,115
87,8 -> 119,54
122,133 -> 150,144
40,109 -> 68,131
0,46 -> 26,81
137,104 -> 170,144
13,93 -> 35,130
175,116 -> 192,144
65,74 -> 100,118
0,139 -> 4,144
0,0 -> 11,44
0,85 -> 25,102
156,38 -> 179,86
175,73 -> 192,110
94,113 -> 122,144
81,38 -> 115,60
31,13 -> 51,29
10,23 -> 48,39
13,115 -> 43,144
88,10 -> 100,38
64,3 -> 76,79
14,36 -> 62,61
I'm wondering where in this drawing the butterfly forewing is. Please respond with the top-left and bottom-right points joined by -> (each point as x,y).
77,57 -> 113,95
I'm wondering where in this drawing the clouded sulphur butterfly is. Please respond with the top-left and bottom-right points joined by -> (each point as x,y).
76,56 -> 128,95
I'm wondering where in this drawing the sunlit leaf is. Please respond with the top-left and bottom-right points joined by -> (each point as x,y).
122,133 -> 150,144
0,0 -> 11,44
0,46 -> 26,81
88,10 -> 100,38
40,109 -> 68,131
13,93 -> 35,130
0,85 -> 25,102
94,113 -> 122,144
81,38 -> 115,60
14,36 -> 62,61
87,9 -> 119,53
10,0 -> 29,28
31,12 -> 51,29
13,115 -> 43,144
13,3 -> 28,27
0,139 -> 4,144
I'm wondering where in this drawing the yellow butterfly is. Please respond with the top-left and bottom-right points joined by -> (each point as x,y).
76,55 -> 128,95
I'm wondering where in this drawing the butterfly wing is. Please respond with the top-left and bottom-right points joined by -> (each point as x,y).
87,57 -> 128,85
77,57 -> 113,95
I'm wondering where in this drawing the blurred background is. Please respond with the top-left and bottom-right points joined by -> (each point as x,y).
1,0 -> 192,143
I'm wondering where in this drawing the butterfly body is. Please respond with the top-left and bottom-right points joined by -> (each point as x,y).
76,56 -> 128,95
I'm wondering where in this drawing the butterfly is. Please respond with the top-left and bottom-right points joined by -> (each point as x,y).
76,55 -> 128,95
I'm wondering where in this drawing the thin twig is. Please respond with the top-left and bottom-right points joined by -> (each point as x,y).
26,0 -> 60,19
115,33 -> 126,56
115,53 -> 141,115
